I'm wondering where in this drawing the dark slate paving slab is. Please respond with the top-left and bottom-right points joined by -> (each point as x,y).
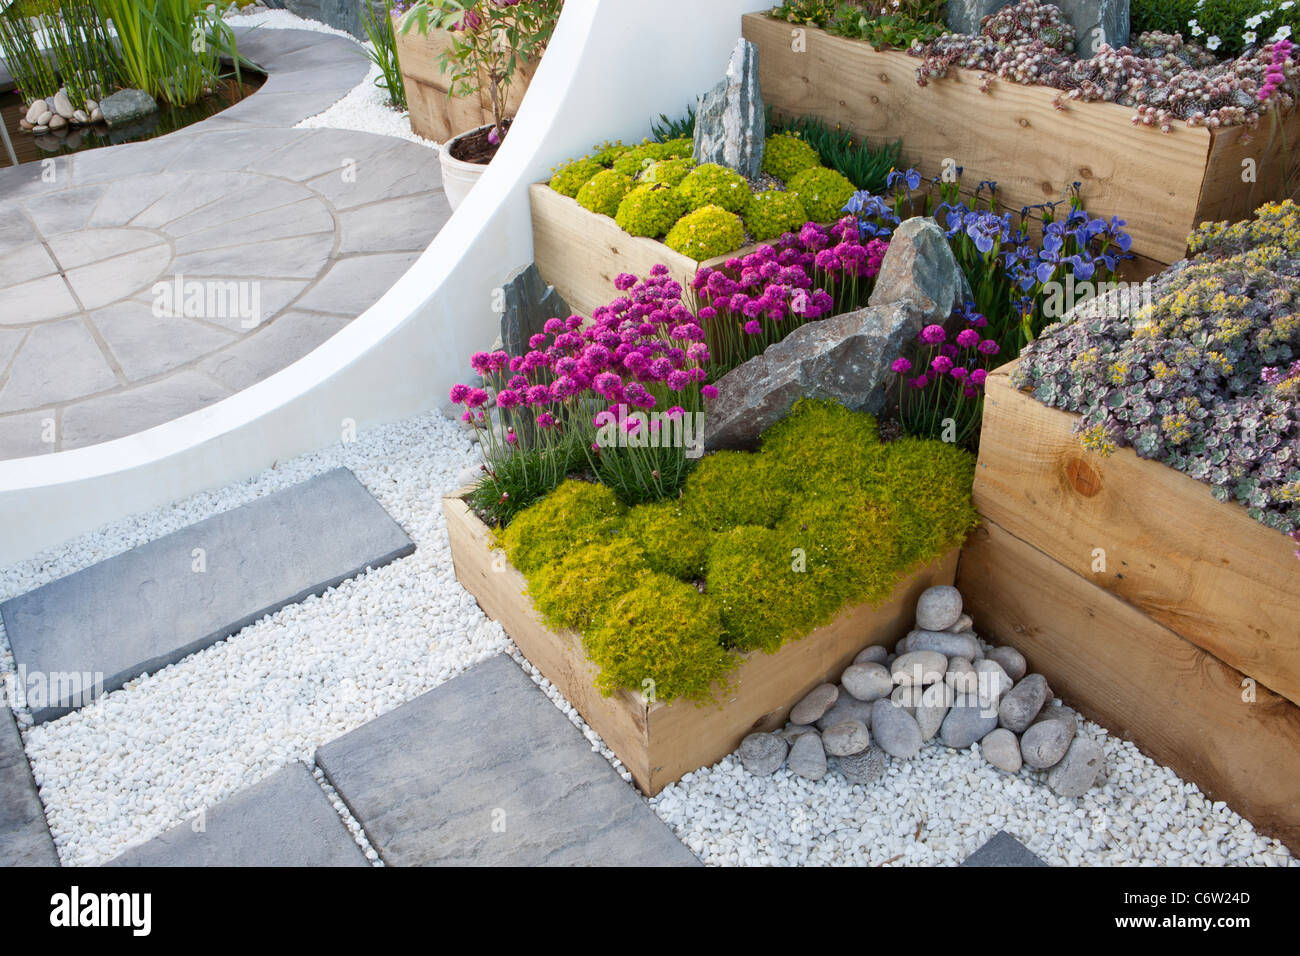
106,763 -> 367,867
0,707 -> 59,866
960,830 -> 1048,867
2,468 -> 414,723
317,655 -> 701,867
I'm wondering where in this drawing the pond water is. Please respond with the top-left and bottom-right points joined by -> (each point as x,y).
0,71 -> 265,168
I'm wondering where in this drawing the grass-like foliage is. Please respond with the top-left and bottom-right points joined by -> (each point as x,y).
361,0 -> 407,110
498,399 -> 980,704
651,103 -> 695,143
770,113 -> 904,194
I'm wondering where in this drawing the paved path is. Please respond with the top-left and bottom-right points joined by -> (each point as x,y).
0,28 -> 448,461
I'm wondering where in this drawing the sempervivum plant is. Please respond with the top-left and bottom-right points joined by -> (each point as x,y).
912,0 -> 1299,131
1013,199 -> 1300,546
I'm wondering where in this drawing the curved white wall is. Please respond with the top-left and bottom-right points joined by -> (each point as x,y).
0,0 -> 774,566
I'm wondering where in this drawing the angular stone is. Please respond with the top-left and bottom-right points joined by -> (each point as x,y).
1047,737 -> 1105,797
946,0 -> 1012,36
981,727 -> 1023,773
841,662 -> 893,702
790,682 -> 839,725
787,729 -> 828,780
1056,0 -> 1130,58
834,745 -> 887,786
998,674 -> 1052,733
868,217 -> 971,325
108,763 -> 367,866
823,719 -> 871,756
693,38 -> 764,179
940,693 -> 999,749
738,732 -> 788,776
0,707 -> 58,866
961,830 -> 1048,867
99,89 -> 158,128
318,655 -> 698,865
500,262 -> 571,359
2,469 -> 415,722
261,0 -> 371,39
871,698 -> 923,759
704,300 -> 927,450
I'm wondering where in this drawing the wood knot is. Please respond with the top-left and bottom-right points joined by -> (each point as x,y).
878,73 -> 889,83
1018,118 -> 1029,128
1078,166 -> 1094,179
1064,457 -> 1102,497
870,95 -> 880,104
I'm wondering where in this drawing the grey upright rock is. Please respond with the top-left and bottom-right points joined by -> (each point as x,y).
945,0 -> 1012,36
869,217 -> 972,324
693,38 -> 765,179
915,584 -> 963,631
1055,0 -> 1130,58
1046,737 -> 1105,796
499,262 -> 570,358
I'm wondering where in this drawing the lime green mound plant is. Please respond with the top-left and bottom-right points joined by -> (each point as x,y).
497,479 -> 626,575
621,500 -> 713,581
760,397 -> 881,492
529,539 -> 653,632
665,204 -> 745,261
550,157 -> 606,198
787,166 -> 856,222
577,169 -> 635,217
865,437 -> 981,568
589,139 -> 629,165
677,163 -> 753,213
615,182 -> 687,239
583,575 -> 736,703
743,190 -> 808,242
707,525 -> 828,653
611,141 -> 674,177
681,451 -> 790,531
638,158 -> 695,188
762,132 -> 821,181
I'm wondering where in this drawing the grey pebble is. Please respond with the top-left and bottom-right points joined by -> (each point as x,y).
981,727 -> 1023,773
940,692 -> 1000,749
738,732 -> 788,775
1047,737 -> 1104,797
916,584 -> 963,631
841,662 -> 894,702
823,718 -> 871,756
790,682 -> 839,725
871,698 -> 923,759
998,674 -> 1052,733
788,730 -> 828,780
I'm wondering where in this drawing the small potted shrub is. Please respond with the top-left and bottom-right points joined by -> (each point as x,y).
400,0 -> 561,208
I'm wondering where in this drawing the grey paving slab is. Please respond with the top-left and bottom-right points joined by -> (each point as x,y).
90,303 -> 238,381
0,409 -> 58,458
166,232 -> 334,281
106,763 -> 367,867
163,127 -> 310,174
163,178 -> 317,237
0,706 -> 59,866
294,252 -> 420,315
57,370 -> 233,448
45,226 -> 170,271
84,176 -> 178,229
246,128 -> 410,181
171,198 -> 334,255
2,467 -> 415,723
338,192 -> 451,254
7,243 -> 58,284
317,654 -> 701,867
960,830 -> 1049,867
63,245 -> 173,311
200,310 -> 351,391
22,184 -> 109,235
0,328 -> 25,376
0,274 -> 81,326
178,278 -> 313,332
71,135 -> 195,186
0,214 -> 40,254
0,320 -> 119,413
307,148 -> 437,210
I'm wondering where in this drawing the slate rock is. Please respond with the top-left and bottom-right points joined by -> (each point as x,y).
738,732 -> 788,776
260,0 -> 370,38
790,683 -> 839,725
841,662 -> 894,702
499,262 -> 571,359
834,746 -> 887,786
869,217 -> 972,325
981,727 -> 1023,773
703,300 -> 928,450
986,645 -> 1027,682
915,584 -> 963,631
871,698 -> 923,759
946,0 -> 1012,36
1046,737 -> 1105,797
788,730 -> 828,780
940,693 -> 999,749
1055,0 -> 1130,58
693,37 -> 765,179
998,674 -> 1052,733
907,629 -> 978,660
815,694 -> 874,732
100,89 -> 158,128
1021,717 -> 1076,770
853,644 -> 889,665
823,719 -> 871,756
891,650 -> 947,687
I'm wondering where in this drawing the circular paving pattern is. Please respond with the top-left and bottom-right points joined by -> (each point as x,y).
0,28 -> 448,461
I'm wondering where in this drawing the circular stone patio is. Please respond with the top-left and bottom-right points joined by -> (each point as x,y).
0,28 -> 449,461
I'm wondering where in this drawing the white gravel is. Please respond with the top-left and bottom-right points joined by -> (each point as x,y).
650,721 -> 1297,867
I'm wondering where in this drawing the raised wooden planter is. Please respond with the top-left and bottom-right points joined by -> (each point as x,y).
394,20 -> 535,142
443,487 -> 959,795
531,183 -> 755,319
958,362 -> 1300,852
744,12 -> 1300,266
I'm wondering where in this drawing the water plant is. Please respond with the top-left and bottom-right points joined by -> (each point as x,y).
361,0 -> 407,110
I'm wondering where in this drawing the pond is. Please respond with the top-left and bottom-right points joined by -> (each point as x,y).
0,71 -> 266,168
